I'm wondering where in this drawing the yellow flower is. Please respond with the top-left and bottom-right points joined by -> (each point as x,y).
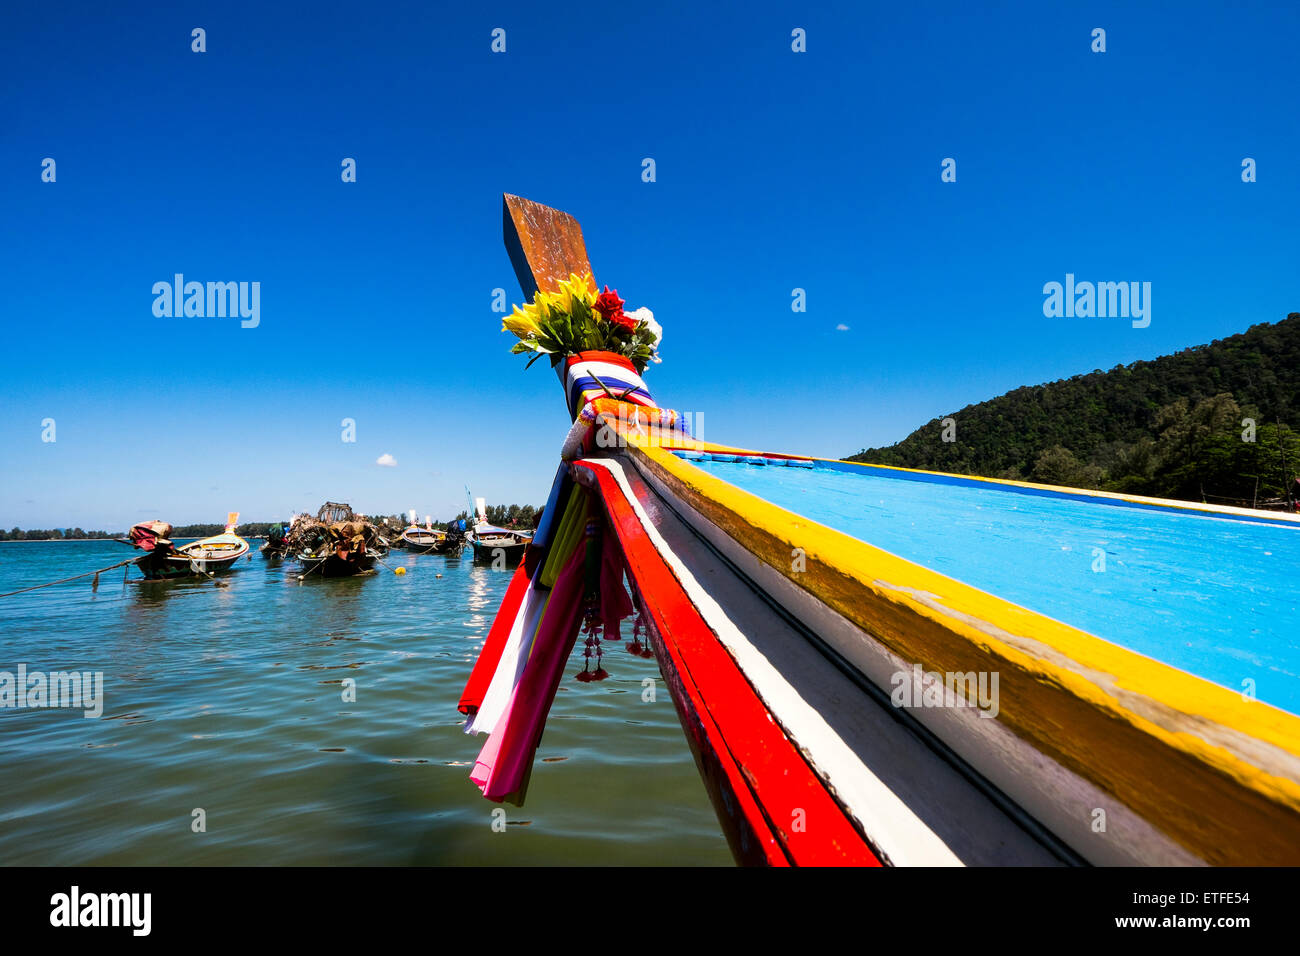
504,275 -> 599,342
532,291 -> 562,318
503,305 -> 540,338
556,273 -> 596,312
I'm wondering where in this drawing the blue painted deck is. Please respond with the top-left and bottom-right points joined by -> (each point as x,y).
682,455 -> 1300,716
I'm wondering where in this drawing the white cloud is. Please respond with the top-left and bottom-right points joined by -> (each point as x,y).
376,453 -> 397,467
835,323 -> 850,331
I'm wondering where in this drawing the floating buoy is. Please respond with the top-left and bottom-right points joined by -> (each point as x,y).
395,567 -> 406,576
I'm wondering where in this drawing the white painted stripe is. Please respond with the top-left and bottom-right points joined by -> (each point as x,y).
465,581 -> 550,736
582,457 -> 963,867
567,359 -> 645,385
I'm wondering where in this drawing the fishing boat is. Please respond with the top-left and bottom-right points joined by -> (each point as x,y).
437,518 -> 472,555
470,527 -> 531,565
399,524 -> 445,552
260,522 -> 290,560
129,514 -> 250,580
457,194 -> 1300,867
289,503 -> 379,578
466,498 -> 531,564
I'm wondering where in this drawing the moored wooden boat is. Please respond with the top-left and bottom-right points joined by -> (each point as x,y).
466,496 -> 531,564
129,515 -> 250,580
296,549 -> 377,578
458,194 -> 1300,867
260,522 -> 290,560
399,526 -> 446,552
437,518 -> 472,554
470,528 -> 531,565
289,503 -> 380,578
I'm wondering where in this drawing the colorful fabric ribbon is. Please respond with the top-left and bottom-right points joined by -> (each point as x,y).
471,538 -> 588,803
560,351 -> 656,421
461,425 -> 640,804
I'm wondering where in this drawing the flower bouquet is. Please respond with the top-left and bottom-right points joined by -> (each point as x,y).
502,273 -> 662,375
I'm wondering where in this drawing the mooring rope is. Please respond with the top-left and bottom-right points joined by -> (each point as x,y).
186,561 -> 229,588
296,553 -> 330,580
0,558 -> 138,598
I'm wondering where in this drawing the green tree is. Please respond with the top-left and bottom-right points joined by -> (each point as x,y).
849,313 -> 1300,507
1031,446 -> 1103,489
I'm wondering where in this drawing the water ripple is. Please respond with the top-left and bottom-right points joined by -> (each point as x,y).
0,541 -> 729,864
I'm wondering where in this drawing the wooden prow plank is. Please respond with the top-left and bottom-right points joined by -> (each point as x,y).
502,194 -> 595,298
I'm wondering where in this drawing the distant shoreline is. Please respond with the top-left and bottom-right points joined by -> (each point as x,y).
0,536 -> 223,543
0,538 -> 124,543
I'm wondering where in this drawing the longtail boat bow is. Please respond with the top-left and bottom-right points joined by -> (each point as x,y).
458,194 -> 1300,867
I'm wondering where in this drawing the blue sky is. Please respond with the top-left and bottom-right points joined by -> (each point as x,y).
2,1 -> 1297,529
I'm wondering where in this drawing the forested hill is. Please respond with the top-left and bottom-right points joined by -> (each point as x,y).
848,313 -> 1300,504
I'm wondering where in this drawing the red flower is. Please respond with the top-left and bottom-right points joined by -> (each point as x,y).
593,286 -> 633,331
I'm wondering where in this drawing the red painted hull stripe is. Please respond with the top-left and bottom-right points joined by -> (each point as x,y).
574,461 -> 882,867
459,561 -> 532,715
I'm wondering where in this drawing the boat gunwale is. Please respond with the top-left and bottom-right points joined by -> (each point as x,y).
662,439 -> 1300,526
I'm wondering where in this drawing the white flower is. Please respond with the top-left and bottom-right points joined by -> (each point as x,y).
628,306 -> 662,350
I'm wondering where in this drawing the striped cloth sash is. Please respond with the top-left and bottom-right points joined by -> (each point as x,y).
561,351 -> 656,421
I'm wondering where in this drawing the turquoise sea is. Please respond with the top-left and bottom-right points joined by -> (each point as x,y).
0,541 -> 730,865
